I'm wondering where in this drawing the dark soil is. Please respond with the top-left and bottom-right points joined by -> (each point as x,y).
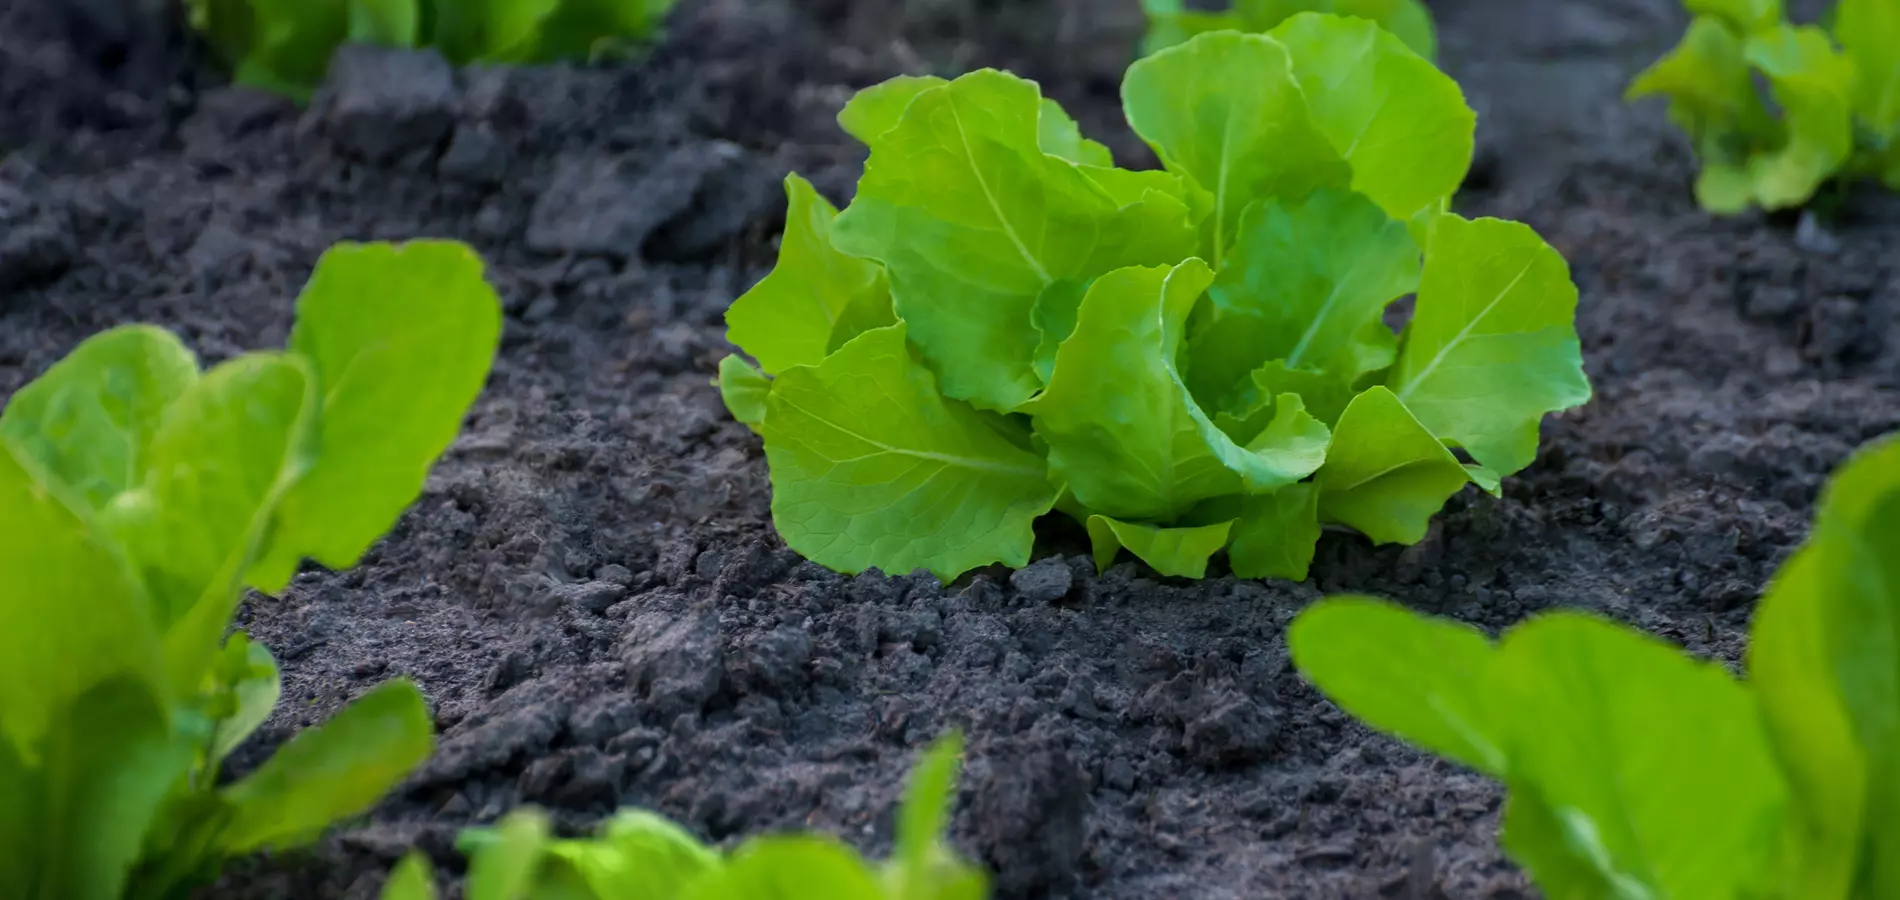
4,0 -> 1898,897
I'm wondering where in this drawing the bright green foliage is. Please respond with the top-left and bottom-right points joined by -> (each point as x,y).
1139,0 -> 1436,61
1290,434 -> 1900,899
1087,516 -> 1236,579
383,734 -> 988,900
719,18 -> 1587,583
186,0 -> 680,101
0,239 -> 501,898
1630,0 -> 1900,213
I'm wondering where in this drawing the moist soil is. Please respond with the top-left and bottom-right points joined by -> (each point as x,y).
4,0 -> 1899,897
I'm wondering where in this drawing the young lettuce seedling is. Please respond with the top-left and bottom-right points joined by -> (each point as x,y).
1628,0 -> 1900,213
0,240 -> 501,899
1290,433 -> 1900,899
187,0 -> 681,100
381,733 -> 988,900
1138,0 -> 1436,59
718,15 -> 1590,584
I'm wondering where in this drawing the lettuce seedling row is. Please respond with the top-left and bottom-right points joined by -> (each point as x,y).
6,0 -> 1900,897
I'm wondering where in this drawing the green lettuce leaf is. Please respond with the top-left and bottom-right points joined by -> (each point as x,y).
1626,15 -> 1775,210
1026,262 -> 1326,521
380,854 -> 438,900
1138,0 -> 1244,55
20,676 -> 196,900
1751,437 -> 1900,897
1288,596 -> 1504,771
1247,360 -> 1358,428
1086,515 -> 1235,578
215,678 -> 433,853
838,75 -> 947,145
248,241 -> 502,593
726,174 -> 891,374
1628,15 -> 1854,214
0,441 -> 163,760
0,326 -> 200,513
834,70 -> 1198,411
1389,214 -> 1588,478
1687,0 -> 1782,32
716,354 -> 770,432
1268,13 -> 1474,225
1037,98 -> 1114,167
1293,600 -> 1788,899
1314,386 -> 1472,544
1240,0 -> 1434,58
1225,483 -> 1322,581
348,0 -> 419,45
1838,0 -> 1900,137
206,633 -> 283,763
762,324 -> 1057,581
1185,188 -> 1418,408
1140,0 -> 1436,61
1123,31 -> 1350,269
104,353 -> 316,696
1734,25 -> 1856,211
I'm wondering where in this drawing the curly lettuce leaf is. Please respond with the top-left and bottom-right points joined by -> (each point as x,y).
1629,16 -> 1853,213
1626,15 -> 1777,192
1737,25 -> 1856,211
1237,0 -> 1435,59
1141,0 -> 1436,61
762,324 -> 1057,582
1026,262 -> 1328,521
727,174 -> 891,374
834,71 -> 1199,411
1224,482 -> 1322,581
1314,386 -> 1474,544
1184,188 -> 1418,410
1389,214 -> 1588,478
1268,13 -> 1475,225
1086,515 -> 1235,578
1123,32 -> 1350,269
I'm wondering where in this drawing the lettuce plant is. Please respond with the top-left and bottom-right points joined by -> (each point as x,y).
0,240 -> 501,898
717,16 -> 1590,584
188,0 -> 680,100
381,734 -> 987,900
1628,0 -> 1900,213
1139,0 -> 1436,59
1290,433 -> 1900,899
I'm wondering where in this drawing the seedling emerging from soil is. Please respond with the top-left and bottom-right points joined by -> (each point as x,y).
0,240 -> 501,898
187,0 -> 681,100
1629,0 -> 1900,213
1139,0 -> 1436,59
718,15 -> 1591,584
1291,433 -> 1900,899
380,733 -> 987,899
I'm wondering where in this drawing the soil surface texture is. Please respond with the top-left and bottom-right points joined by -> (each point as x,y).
3,0 -> 1897,897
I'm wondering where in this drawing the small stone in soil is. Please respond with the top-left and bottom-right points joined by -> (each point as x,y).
550,580 -> 629,614
1010,557 -> 1074,603
315,45 -> 457,164
437,124 -> 508,183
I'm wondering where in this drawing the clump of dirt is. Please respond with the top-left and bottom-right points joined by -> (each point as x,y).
1,0 -> 1895,897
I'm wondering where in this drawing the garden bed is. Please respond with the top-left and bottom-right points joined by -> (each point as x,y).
3,0 -> 1897,896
